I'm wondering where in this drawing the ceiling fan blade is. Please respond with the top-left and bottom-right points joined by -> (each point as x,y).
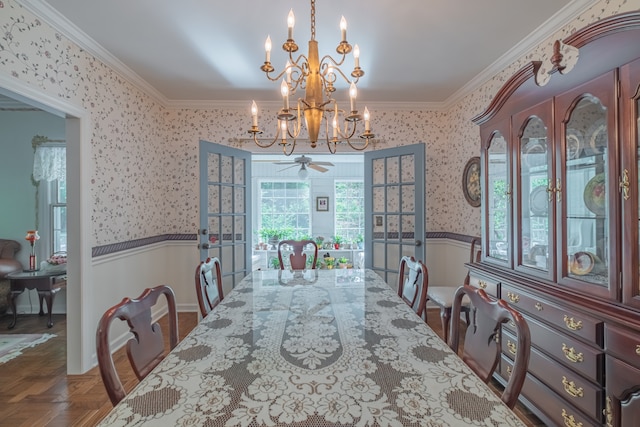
308,164 -> 329,173
310,161 -> 334,166
277,164 -> 299,172
273,161 -> 297,165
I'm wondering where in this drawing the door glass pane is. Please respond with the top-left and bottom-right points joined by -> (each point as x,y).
565,95 -> 608,285
520,116 -> 549,271
488,131 -> 509,261
386,157 -> 399,184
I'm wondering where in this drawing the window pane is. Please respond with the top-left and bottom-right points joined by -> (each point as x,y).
258,181 -> 311,242
335,181 -> 365,243
53,205 -> 67,252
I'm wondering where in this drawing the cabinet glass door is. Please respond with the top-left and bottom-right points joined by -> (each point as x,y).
517,113 -> 552,276
485,130 -> 510,264
621,57 -> 640,308
556,71 -> 617,299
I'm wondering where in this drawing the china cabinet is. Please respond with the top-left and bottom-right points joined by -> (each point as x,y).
470,12 -> 640,427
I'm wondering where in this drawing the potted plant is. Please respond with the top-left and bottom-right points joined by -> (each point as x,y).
332,235 -> 343,249
355,233 -> 364,249
338,256 -> 350,268
270,257 -> 281,270
259,228 -> 284,249
324,257 -> 335,269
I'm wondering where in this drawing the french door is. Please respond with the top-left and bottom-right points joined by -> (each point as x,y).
199,141 -> 252,292
365,143 -> 425,286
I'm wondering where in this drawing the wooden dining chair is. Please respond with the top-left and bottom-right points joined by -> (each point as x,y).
195,257 -> 224,318
96,285 -> 179,406
397,256 -> 429,319
426,237 -> 480,343
449,284 -> 531,409
277,239 -> 318,270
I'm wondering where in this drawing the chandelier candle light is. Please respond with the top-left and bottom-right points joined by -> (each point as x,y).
25,230 -> 40,271
249,0 -> 374,156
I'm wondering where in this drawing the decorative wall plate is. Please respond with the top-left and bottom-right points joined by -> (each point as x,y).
523,141 -> 546,168
586,119 -> 607,156
529,185 -> 548,216
462,156 -> 481,207
570,251 -> 596,275
566,129 -> 583,160
583,173 -> 606,216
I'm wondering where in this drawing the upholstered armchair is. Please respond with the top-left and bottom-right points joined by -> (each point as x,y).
0,239 -> 22,315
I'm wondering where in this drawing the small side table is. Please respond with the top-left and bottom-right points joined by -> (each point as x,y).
6,270 -> 67,329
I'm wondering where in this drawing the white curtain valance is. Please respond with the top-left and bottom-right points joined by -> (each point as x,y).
33,145 -> 66,182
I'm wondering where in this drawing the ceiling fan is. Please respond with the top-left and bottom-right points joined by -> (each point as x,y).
274,155 -> 334,178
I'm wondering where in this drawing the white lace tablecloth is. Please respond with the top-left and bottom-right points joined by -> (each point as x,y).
98,269 -> 525,427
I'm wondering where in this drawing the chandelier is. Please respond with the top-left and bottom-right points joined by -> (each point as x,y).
248,0 -> 374,156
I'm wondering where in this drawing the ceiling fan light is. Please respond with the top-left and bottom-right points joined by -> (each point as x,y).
298,164 -> 309,179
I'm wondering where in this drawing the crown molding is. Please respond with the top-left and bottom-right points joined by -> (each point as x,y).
17,0 -> 599,113
17,0 -> 171,107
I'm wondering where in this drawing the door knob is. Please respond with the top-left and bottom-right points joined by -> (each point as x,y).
198,243 -> 211,250
415,240 -> 422,247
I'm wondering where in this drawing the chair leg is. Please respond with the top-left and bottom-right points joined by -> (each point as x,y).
439,306 -> 451,344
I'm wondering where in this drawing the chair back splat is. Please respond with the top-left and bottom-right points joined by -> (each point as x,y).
449,284 -> 531,409
278,240 -> 319,270
397,256 -> 429,318
195,257 -> 224,317
96,285 -> 179,406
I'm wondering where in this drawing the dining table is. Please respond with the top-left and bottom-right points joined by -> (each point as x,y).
97,268 -> 526,426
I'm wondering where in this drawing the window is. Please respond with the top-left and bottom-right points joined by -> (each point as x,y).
258,181 -> 311,241
40,177 -> 67,255
51,177 -> 67,252
334,180 -> 364,242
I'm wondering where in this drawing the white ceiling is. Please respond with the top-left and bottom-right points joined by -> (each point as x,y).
16,0 -> 597,109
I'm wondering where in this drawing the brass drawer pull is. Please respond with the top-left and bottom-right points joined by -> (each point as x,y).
507,292 -> 520,303
507,340 -> 517,355
509,321 -> 516,328
561,376 -> 584,398
636,345 -> 640,356
562,343 -> 584,363
563,315 -> 583,331
535,302 -> 543,311
506,366 -> 512,377
561,409 -> 582,427
478,280 -> 487,289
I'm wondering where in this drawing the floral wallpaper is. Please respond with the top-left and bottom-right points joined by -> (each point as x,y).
0,0 -> 637,248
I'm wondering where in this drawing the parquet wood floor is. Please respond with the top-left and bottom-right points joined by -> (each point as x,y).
0,309 -> 544,426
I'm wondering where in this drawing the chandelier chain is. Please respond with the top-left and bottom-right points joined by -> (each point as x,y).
310,0 -> 316,40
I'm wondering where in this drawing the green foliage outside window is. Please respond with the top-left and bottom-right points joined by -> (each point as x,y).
334,181 -> 364,242
258,181 -> 310,243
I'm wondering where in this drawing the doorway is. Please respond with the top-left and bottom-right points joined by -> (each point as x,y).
0,75 -> 92,374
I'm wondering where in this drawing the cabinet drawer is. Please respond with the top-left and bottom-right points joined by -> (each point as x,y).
502,329 -> 603,420
500,356 -> 601,427
605,324 -> 640,368
501,283 -> 603,346
525,316 -> 604,384
468,274 -> 499,297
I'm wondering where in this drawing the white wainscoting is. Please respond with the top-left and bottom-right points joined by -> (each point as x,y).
81,237 -> 467,370
424,238 -> 473,308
